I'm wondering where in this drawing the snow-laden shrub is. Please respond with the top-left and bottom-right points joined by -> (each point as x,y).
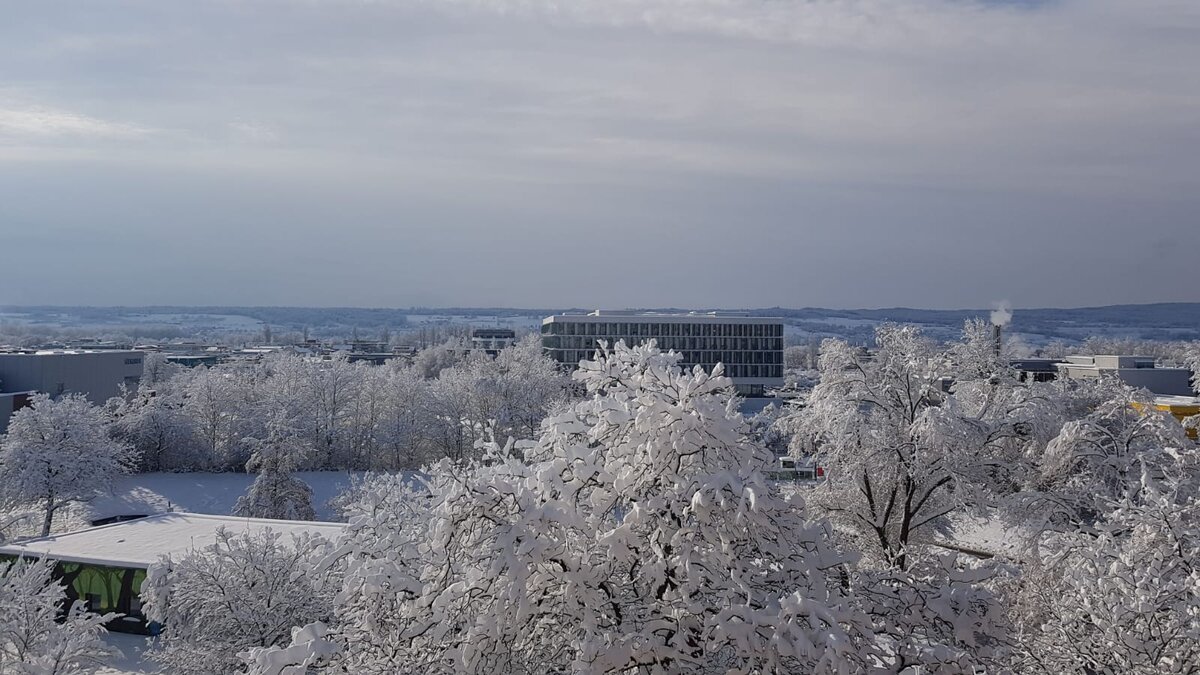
141,527 -> 336,675
1012,474 -> 1200,673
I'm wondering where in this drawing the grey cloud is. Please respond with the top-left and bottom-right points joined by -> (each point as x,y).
0,0 -> 1196,309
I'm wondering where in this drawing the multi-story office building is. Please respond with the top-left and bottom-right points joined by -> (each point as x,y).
541,312 -> 784,396
471,328 -> 517,356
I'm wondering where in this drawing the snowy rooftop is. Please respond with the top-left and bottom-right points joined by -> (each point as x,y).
1155,395 -> 1200,407
0,512 -> 347,569
543,312 -> 781,324
0,349 -> 141,356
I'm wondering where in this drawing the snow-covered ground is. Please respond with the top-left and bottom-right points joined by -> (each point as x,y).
936,514 -> 1031,559
84,471 -> 366,523
96,632 -> 156,675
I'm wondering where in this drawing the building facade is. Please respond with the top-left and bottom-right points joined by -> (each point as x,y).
542,313 -> 784,396
471,328 -> 517,356
0,350 -> 144,432
1055,355 -> 1194,396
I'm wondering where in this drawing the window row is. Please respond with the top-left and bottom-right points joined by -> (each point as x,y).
543,336 -> 783,353
549,350 -> 783,379
543,321 -> 783,338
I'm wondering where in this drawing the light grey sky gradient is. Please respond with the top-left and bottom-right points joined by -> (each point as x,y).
1,0 -> 1197,309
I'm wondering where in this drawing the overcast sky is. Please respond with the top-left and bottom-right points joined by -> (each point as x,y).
1,0 -> 1197,310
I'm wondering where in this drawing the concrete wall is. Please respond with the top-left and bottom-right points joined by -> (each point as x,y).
0,351 -> 144,405
0,392 -> 20,434
1115,368 -> 1194,397
1057,362 -> 1195,396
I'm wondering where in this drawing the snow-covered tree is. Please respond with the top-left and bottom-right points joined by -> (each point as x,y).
140,351 -> 182,387
0,557 -> 116,675
491,334 -> 571,440
1011,472 -> 1200,673
412,338 -> 467,379
303,354 -> 361,469
783,323 -> 1060,569
853,553 -> 1013,673
423,364 -> 476,462
423,336 -> 570,463
0,394 -> 134,536
141,527 -> 335,675
1030,389 -> 1193,531
109,382 -> 199,472
234,413 -> 316,521
305,340 -> 876,673
372,363 -> 430,470
182,366 -> 258,471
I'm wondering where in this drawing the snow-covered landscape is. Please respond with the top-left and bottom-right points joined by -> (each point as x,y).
3,0 -> 1200,672
0,325 -> 1196,673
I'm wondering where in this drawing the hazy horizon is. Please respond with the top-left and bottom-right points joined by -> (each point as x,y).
4,300 -> 1200,314
3,1 -> 1198,309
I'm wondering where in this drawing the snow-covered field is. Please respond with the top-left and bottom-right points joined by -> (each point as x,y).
85,471 -> 365,523
937,514 -> 1030,559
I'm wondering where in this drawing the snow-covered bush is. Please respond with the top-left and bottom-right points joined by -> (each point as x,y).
1031,391 -> 1193,530
141,527 -> 336,675
0,558 -> 116,675
1011,473 -> 1200,673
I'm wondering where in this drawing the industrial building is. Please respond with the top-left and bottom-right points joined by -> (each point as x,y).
0,513 -> 347,633
542,312 -> 784,397
0,349 -> 145,432
0,349 -> 145,403
1054,355 -> 1194,396
0,390 -> 35,436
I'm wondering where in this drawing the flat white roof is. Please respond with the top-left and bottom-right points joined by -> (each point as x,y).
544,313 -> 781,324
1156,395 -> 1200,406
0,512 -> 346,569
0,349 -> 142,356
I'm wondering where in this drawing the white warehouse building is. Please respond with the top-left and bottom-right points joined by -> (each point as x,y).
542,312 -> 784,397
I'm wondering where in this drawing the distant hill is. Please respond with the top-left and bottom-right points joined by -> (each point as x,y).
3,303 -> 1198,346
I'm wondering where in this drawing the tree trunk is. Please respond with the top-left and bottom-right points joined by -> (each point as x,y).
41,500 -> 55,537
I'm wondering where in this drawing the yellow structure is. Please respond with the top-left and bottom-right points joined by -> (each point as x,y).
1134,396 -> 1200,440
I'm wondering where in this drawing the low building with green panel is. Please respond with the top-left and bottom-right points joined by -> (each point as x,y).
0,512 -> 347,633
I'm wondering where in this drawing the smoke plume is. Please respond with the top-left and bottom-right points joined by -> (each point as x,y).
990,300 -> 1013,327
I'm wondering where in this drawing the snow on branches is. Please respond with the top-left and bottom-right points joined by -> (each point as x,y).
1032,389 -> 1194,531
0,394 -> 134,536
283,340 -> 878,673
1012,473 -> 1200,673
141,528 -> 336,675
0,557 -> 116,675
783,323 -> 1060,569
